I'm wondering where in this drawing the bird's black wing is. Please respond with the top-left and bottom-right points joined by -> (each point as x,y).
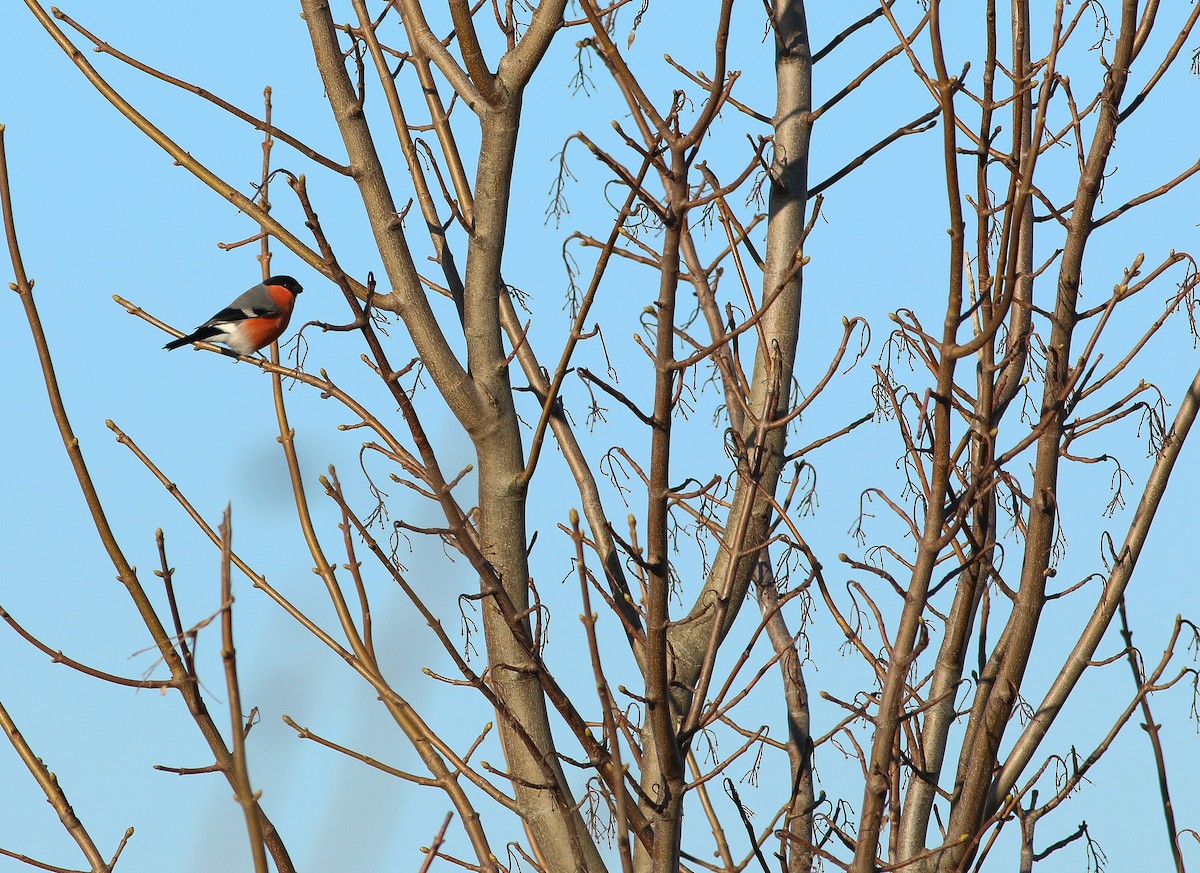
200,305 -> 258,327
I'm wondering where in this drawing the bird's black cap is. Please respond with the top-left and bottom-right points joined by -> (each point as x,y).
266,275 -> 303,294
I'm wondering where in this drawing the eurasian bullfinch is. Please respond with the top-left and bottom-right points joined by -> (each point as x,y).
164,276 -> 303,355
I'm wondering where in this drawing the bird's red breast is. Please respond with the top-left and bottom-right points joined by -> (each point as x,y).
238,312 -> 292,351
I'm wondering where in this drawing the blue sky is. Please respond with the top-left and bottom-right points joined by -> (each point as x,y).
2,3 -> 1198,872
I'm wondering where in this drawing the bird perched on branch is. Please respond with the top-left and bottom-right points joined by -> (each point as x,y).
164,275 -> 304,355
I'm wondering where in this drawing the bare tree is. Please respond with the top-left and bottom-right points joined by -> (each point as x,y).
4,2 -> 1200,872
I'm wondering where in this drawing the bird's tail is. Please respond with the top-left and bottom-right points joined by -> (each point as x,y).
164,328 -> 214,351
